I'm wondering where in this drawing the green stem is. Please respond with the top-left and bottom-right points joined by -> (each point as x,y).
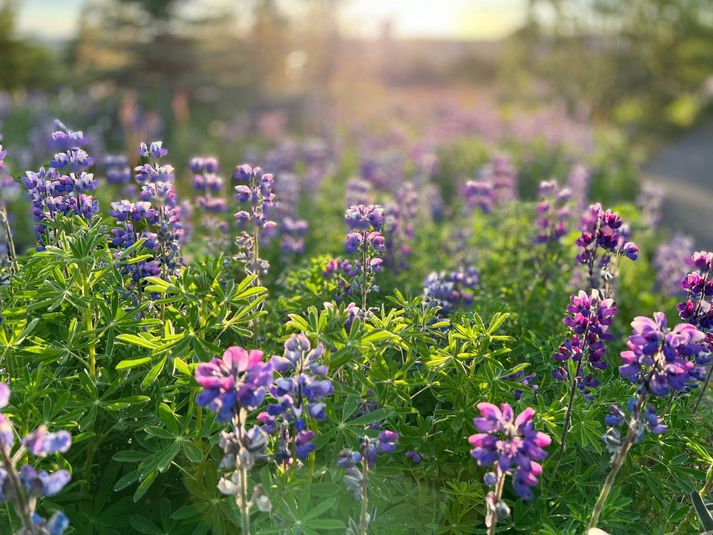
1,446 -> 38,534
554,357 -> 585,465
359,455 -> 369,535
238,461 -> 251,535
0,207 -> 17,274
83,277 -> 96,381
588,393 -> 647,529
487,470 -> 506,535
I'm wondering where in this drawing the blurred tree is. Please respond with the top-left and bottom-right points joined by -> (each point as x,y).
502,0 -> 713,134
0,0 -> 56,90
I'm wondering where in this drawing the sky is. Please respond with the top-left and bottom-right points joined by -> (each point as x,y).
17,0 -> 527,41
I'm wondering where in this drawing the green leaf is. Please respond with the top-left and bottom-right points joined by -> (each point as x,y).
129,515 -> 163,535
113,469 -> 141,492
133,470 -> 157,502
117,334 -> 158,349
116,356 -> 152,370
141,355 -> 167,391
182,441 -> 203,463
347,408 -> 393,426
303,497 -> 336,520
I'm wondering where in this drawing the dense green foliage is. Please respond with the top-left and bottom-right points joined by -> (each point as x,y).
0,143 -> 711,534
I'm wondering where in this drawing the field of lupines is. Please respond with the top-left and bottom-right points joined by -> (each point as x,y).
0,117 -> 711,535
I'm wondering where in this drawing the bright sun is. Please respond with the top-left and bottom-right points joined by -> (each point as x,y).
340,0 -> 527,41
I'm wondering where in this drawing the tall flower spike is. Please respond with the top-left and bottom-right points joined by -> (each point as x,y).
654,234 -> 694,297
275,173 -> 308,255
534,180 -> 571,245
468,402 -> 550,535
135,141 -> 186,275
336,431 -> 399,534
553,289 -> 617,459
344,204 -> 385,310
192,156 -> 229,256
21,121 -> 99,249
677,251 -> 713,410
422,266 -> 480,316
588,313 -> 709,530
383,182 -> 417,271
575,203 -> 638,295
195,346 -> 275,535
232,163 -> 277,279
0,381 -> 71,535
258,334 -> 332,467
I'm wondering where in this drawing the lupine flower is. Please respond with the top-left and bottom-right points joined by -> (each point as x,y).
21,121 -> 99,249
0,381 -> 71,535
677,251 -> 713,408
108,142 -> 185,285
478,154 -> 517,205
654,234 -> 694,297
468,402 -> 550,531
619,313 -> 709,396
104,155 -> 132,186
423,266 -> 480,315
344,204 -> 386,308
275,173 -> 308,255
566,163 -> 590,214
195,346 -> 274,423
346,178 -> 371,209
602,398 -> 666,460
463,180 -> 493,213
405,450 -> 422,464
677,251 -> 713,333
383,182 -> 417,271
638,181 -> 664,228
588,312 -> 707,529
534,180 -> 571,244
258,334 -> 332,466
22,426 -> 72,457
552,290 -> 617,399
337,431 -> 399,502
503,370 -> 539,401
191,156 -> 229,254
232,163 -> 277,277
575,203 -> 638,293
131,141 -> 187,274
195,346 -> 275,530
323,257 -> 359,303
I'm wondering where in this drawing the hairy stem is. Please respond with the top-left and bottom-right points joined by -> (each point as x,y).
487,470 -> 507,535
238,460 -> 251,535
0,207 -> 17,274
359,455 -> 369,535
555,357 -> 585,464
1,446 -> 37,534
588,393 -> 647,529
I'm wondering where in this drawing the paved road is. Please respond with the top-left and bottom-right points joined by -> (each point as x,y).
643,121 -> 713,250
